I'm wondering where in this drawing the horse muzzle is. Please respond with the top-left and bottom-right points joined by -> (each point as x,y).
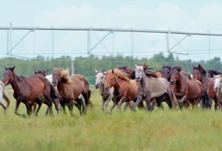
52,82 -> 57,87
95,84 -> 99,89
214,87 -> 219,92
136,77 -> 141,82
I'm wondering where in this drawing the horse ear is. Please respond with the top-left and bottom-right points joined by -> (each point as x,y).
112,69 -> 114,74
95,69 -> 98,73
53,67 -> 55,71
169,66 -> 172,69
4,66 -> 7,70
34,70 -> 37,74
143,62 -> 147,68
163,63 -> 165,67
135,64 -> 138,68
192,65 -> 195,70
103,71 -> 106,76
12,66 -> 15,71
116,66 -> 119,69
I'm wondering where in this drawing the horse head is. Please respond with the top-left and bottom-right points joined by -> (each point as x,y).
170,66 -> 182,85
34,70 -> 48,77
52,68 -> 63,86
192,65 -> 202,81
135,64 -> 144,82
214,76 -> 222,92
161,64 -> 172,81
95,69 -> 106,89
2,66 -> 15,86
104,70 -> 116,91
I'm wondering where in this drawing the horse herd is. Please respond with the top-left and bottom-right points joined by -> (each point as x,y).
1,63 -> 222,117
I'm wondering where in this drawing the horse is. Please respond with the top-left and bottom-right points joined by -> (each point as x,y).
2,66 -> 53,117
117,66 -> 135,79
95,69 -> 114,112
52,68 -> 87,116
133,63 -> 178,111
0,81 -> 10,114
192,64 -> 216,109
104,69 -> 139,111
207,69 -> 222,78
159,64 -> 172,81
213,75 -> 222,109
34,70 -> 62,114
171,66 -> 209,109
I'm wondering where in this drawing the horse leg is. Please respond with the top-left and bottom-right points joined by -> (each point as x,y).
104,96 -> 113,112
123,102 -> 129,111
0,89 -> 7,114
68,101 -> 74,116
109,101 -> 117,113
25,101 -> 32,117
34,98 -> 42,116
145,97 -> 151,111
117,97 -> 125,111
101,97 -> 105,111
133,95 -> 143,111
14,100 -> 21,116
79,94 -> 87,114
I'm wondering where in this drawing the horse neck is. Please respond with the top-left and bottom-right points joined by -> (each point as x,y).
57,80 -> 66,94
175,74 -> 182,89
113,78 -> 121,90
99,82 -> 105,94
11,74 -> 23,96
139,72 -> 147,87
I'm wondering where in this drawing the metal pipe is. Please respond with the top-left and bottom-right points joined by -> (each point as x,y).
1,26 -> 222,36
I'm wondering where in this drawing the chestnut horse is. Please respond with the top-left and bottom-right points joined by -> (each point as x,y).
2,66 -> 53,117
192,64 -> 217,109
104,69 -> 138,111
133,63 -> 178,111
52,68 -> 87,116
170,66 -> 209,108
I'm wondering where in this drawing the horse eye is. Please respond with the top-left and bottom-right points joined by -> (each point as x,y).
101,77 -> 103,79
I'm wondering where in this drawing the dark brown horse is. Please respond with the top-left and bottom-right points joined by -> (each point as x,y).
170,66 -> 209,108
52,68 -> 87,116
207,69 -> 222,78
192,64 -> 217,109
159,64 -> 172,81
34,70 -> 61,114
2,66 -> 53,117
117,66 -> 135,79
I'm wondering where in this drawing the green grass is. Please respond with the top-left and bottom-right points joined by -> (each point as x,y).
1,87 -> 222,151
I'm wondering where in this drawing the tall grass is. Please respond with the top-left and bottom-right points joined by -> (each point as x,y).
0,88 -> 222,151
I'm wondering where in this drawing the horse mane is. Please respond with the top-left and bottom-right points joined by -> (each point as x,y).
117,66 -> 130,70
207,69 -> 222,76
193,64 -> 207,77
109,69 -> 130,82
144,65 -> 161,78
172,66 -> 183,71
163,65 -> 171,69
181,71 -> 192,79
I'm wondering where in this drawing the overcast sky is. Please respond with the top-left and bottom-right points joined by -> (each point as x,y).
1,0 -> 222,61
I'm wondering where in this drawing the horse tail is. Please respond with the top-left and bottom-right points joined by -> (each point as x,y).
203,91 -> 211,109
3,91 -> 10,108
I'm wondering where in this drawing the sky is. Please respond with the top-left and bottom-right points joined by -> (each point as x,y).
1,0 -> 222,61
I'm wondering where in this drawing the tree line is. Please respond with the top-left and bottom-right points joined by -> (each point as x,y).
0,53 -> 222,85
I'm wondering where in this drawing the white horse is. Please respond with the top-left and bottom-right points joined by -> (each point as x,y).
95,70 -> 114,112
214,75 -> 222,109
0,81 -> 10,114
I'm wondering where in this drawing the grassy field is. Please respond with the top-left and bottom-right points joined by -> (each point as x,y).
1,87 -> 222,151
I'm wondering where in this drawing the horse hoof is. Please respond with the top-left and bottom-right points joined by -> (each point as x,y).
22,115 -> 26,118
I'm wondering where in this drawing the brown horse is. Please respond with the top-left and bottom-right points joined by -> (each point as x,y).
170,66 -> 209,108
192,64 -> 216,109
72,74 -> 93,110
159,64 -> 172,81
2,66 -> 53,117
207,69 -> 222,78
52,68 -> 87,116
104,69 -> 138,111
133,63 -> 178,111
34,70 -> 61,114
